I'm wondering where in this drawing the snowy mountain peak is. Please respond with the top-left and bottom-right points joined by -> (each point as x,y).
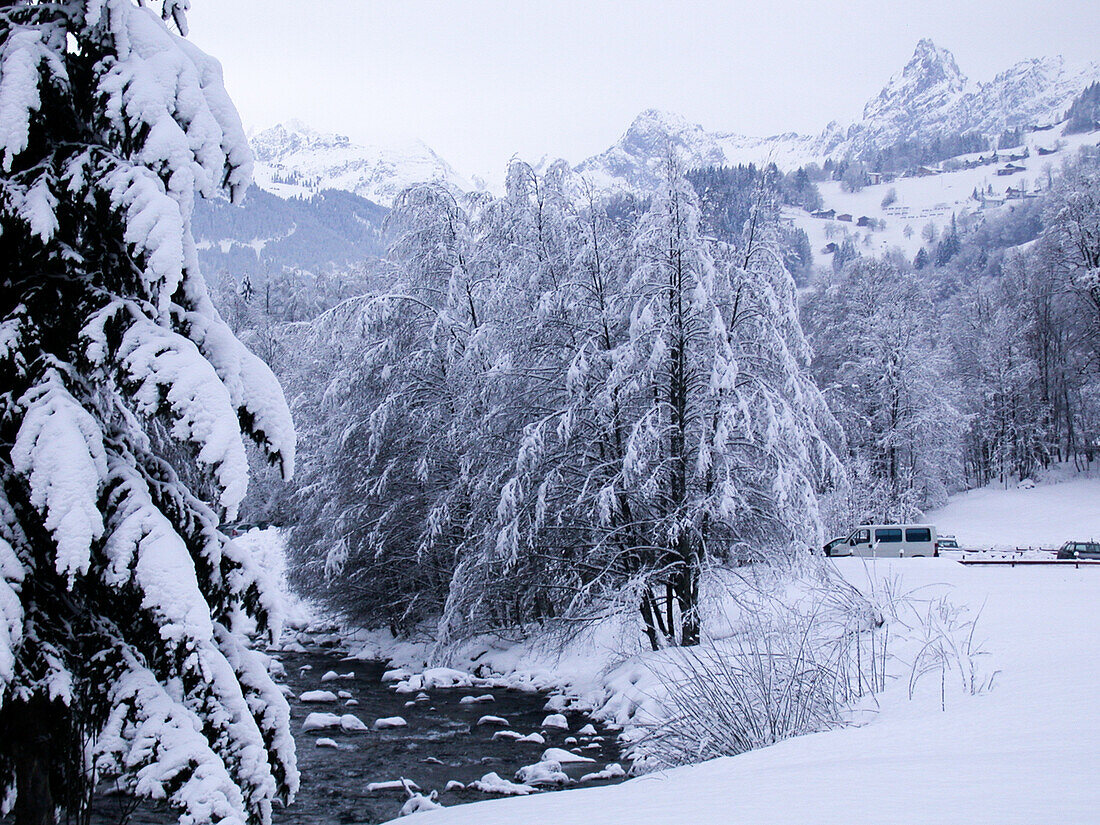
616,108 -> 724,159
625,108 -> 698,137
249,121 -> 469,207
909,38 -> 965,84
575,108 -> 727,191
841,41 -> 1100,159
862,39 -> 967,123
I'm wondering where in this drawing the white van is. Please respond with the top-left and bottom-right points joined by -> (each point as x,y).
824,524 -> 938,558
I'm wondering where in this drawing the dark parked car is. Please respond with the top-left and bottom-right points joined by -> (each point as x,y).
1057,541 -> 1100,560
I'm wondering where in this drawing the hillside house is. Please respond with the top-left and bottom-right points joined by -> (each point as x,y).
837,213 -> 853,222
996,164 -> 1024,176
811,209 -> 836,220
1006,186 -> 1039,200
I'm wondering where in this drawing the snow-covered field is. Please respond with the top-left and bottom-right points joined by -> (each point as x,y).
404,558 -> 1100,824
289,473 -> 1100,823
926,472 -> 1100,549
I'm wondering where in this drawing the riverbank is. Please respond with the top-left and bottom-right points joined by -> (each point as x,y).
91,639 -> 629,825
400,559 -> 1100,824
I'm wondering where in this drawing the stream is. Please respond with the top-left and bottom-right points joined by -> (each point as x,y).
90,639 -> 629,824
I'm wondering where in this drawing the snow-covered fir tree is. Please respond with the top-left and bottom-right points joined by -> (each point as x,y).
0,2 -> 297,823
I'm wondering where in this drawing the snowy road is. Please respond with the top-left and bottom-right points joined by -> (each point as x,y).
405,559 -> 1100,825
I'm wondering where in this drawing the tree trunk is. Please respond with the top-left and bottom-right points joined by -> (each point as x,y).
640,591 -> 661,652
13,706 -> 55,825
674,548 -> 700,646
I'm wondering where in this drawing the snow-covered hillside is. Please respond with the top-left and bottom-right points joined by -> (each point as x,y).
404,559 -> 1100,824
790,126 -> 1100,264
926,472 -> 1100,550
250,120 -> 470,207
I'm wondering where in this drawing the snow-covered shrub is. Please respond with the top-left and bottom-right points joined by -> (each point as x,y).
630,569 -> 887,770
892,589 -> 995,706
628,563 -> 992,770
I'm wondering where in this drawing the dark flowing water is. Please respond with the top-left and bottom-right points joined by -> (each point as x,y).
90,641 -> 628,824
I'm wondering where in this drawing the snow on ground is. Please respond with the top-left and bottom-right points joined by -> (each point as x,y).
404,558 -> 1100,824
231,527 -> 313,628
926,470 -> 1100,549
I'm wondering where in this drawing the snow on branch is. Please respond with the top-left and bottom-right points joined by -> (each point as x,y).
0,23 -> 67,173
180,295 -> 297,481
102,456 -> 215,645
95,2 -> 251,203
93,651 -> 249,825
0,536 -> 24,699
117,314 -> 250,516
214,624 -> 300,804
12,370 -> 107,582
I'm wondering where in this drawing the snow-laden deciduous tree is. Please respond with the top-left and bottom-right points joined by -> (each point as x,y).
288,184 -> 513,632
478,157 -> 842,648
803,259 -> 963,519
0,3 -> 297,823
287,157 -> 840,652
1042,150 -> 1100,355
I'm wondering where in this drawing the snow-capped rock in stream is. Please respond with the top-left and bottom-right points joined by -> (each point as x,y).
579,763 -> 627,782
543,695 -> 569,712
339,714 -> 370,732
468,772 -> 536,796
515,760 -> 571,787
460,694 -> 495,704
374,716 -> 409,730
541,747 -> 596,764
540,714 -> 568,730
300,690 -> 338,703
302,712 -> 341,731
399,792 -> 443,816
302,712 -> 369,732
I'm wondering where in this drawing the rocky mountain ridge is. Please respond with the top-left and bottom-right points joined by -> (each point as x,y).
577,40 -> 1100,191
250,120 -> 469,207
248,42 -> 1100,201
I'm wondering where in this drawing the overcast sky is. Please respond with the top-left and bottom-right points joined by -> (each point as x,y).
187,1 -> 1100,180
